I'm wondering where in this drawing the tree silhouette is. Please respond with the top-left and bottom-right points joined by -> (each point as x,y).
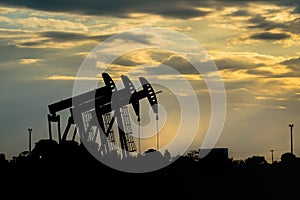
280,152 -> 296,162
245,156 -> 267,167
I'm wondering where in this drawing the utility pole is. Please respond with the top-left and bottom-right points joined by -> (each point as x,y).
270,149 -> 274,164
28,128 -> 33,153
289,124 -> 294,154
156,115 -> 159,151
138,117 -> 141,154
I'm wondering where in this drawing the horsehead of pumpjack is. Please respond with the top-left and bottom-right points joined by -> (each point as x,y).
47,72 -> 160,153
99,73 -> 159,123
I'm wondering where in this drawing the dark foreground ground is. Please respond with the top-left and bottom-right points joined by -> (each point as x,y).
1,142 -> 299,199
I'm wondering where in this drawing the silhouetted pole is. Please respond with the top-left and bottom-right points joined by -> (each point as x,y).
28,128 -> 33,153
289,124 -> 294,154
138,117 -> 141,154
154,91 -> 161,151
270,149 -> 274,164
156,115 -> 159,150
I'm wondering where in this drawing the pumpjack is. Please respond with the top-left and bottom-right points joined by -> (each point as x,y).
47,73 -> 160,157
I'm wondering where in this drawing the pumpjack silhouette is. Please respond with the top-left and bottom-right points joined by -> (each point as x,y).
45,73 -> 160,158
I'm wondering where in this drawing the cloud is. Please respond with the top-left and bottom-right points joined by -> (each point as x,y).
294,4 -> 300,13
40,31 -> 113,42
0,37 -> 50,64
1,0 -> 299,21
211,51 -> 284,70
18,17 -> 88,31
262,77 -> 300,91
11,38 -> 93,49
115,32 -> 154,45
246,68 -> 273,77
9,31 -> 115,49
0,6 -> 17,14
112,50 -> 158,66
161,54 -> 197,74
114,50 -> 209,76
285,18 -> 300,34
229,9 -> 250,16
248,15 -> 287,30
281,57 -> 300,70
222,5 -> 300,47
277,0 -> 300,14
214,58 -> 261,70
255,96 -> 287,101
0,0 -> 214,19
250,32 -> 291,40
0,28 -> 35,39
44,75 -> 99,80
245,10 -> 300,34
19,58 -> 42,64
0,15 -> 88,31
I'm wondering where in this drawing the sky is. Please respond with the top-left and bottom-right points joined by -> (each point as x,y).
1,0 -> 300,162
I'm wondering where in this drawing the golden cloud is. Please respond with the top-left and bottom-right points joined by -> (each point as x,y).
210,50 -> 286,65
44,75 -> 99,80
19,59 -> 42,65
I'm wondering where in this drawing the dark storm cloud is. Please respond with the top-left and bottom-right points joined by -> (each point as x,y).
0,0 -> 212,19
1,0 -> 299,20
250,32 -> 290,40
